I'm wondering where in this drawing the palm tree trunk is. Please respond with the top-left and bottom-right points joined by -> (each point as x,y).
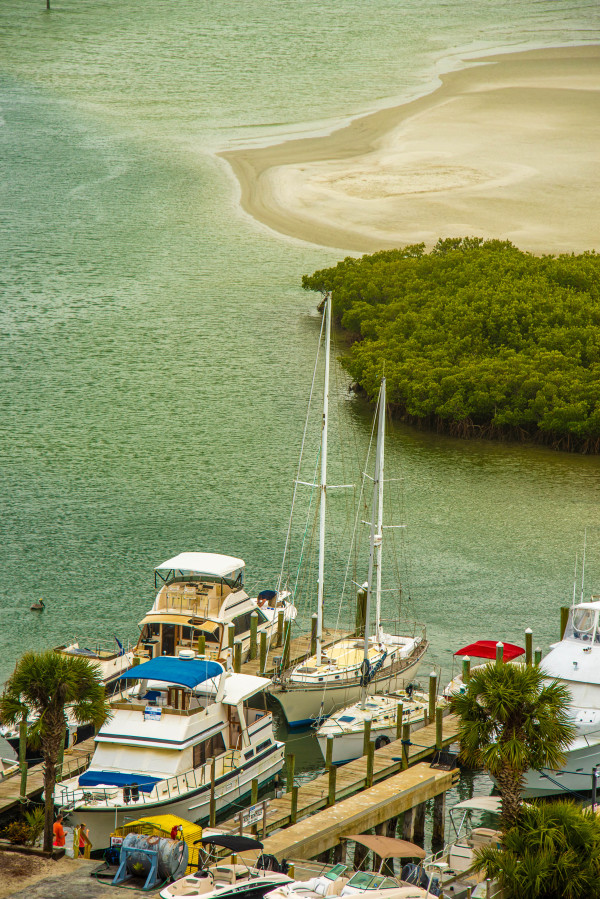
43,754 -> 56,853
496,767 -> 525,828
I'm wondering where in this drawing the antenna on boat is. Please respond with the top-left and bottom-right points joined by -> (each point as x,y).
572,553 -> 578,609
316,295 -> 332,668
580,528 -> 588,605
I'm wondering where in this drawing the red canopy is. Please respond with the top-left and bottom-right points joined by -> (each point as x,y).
454,640 -> 525,661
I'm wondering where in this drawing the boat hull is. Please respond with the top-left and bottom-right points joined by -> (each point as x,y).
523,738 -> 600,797
61,745 -> 284,852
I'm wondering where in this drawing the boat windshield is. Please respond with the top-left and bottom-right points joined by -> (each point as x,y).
567,607 -> 600,643
346,873 -> 398,890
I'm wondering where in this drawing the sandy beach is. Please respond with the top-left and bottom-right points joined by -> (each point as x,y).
222,45 -> 600,254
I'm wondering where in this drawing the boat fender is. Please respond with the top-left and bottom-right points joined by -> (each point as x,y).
374,735 -> 391,750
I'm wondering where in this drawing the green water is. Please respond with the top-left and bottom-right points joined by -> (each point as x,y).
1,0 -> 600,709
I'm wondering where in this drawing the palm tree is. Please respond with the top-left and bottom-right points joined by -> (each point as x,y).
473,800 -> 600,899
450,661 -> 575,827
0,650 -> 111,852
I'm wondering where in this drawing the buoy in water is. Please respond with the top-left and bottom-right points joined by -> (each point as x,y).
30,599 -> 45,611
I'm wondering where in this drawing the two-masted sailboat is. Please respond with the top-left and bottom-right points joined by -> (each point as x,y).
266,298 -> 428,727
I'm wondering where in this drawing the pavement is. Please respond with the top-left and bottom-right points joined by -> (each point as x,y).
0,853 -> 163,898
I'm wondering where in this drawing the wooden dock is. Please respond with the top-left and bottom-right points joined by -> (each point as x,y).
241,627 -> 351,677
0,736 -> 95,817
261,762 -> 459,860
220,714 -> 460,837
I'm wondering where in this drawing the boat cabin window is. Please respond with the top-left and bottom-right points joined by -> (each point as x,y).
570,608 -> 599,642
193,732 -> 226,768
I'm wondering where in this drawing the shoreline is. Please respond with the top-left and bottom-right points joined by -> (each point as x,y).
221,44 -> 600,255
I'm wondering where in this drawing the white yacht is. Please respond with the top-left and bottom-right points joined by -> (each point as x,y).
316,689 -> 431,765
523,598 -> 600,797
137,552 -> 296,665
442,641 -> 525,699
267,304 -> 427,728
55,655 -> 284,850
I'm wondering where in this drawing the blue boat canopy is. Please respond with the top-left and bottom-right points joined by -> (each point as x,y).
79,770 -> 161,792
118,657 -> 224,690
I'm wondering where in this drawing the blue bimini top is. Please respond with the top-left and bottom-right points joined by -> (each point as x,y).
118,656 -> 223,690
79,770 -> 161,792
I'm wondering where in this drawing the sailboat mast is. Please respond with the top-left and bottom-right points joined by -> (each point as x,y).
361,380 -> 384,707
316,297 -> 331,667
375,377 -> 386,640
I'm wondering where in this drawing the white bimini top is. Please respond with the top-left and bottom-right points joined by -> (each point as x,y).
156,552 -> 245,579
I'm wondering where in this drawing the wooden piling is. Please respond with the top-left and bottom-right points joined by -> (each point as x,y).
534,646 -> 542,666
401,722 -> 410,770
525,628 -> 532,666
428,672 -> 437,721
385,818 -> 398,875
373,823 -> 385,871
249,611 -> 258,660
286,754 -> 295,794
259,631 -> 267,674
402,807 -> 413,841
333,842 -> 344,864
251,778 -> 259,805
432,793 -> 446,848
496,641 -> 504,664
228,623 -> 235,653
234,640 -> 242,673
290,785 -> 298,824
435,706 -> 443,751
363,717 -> 372,757
328,764 -> 337,807
354,834 -> 368,870
413,801 -> 426,845
277,610 -> 284,647
210,758 -> 216,827
198,633 -> 206,656
462,656 -> 471,684
561,606 -> 570,639
366,742 -> 374,788
326,736 -> 334,770
396,702 -> 403,741
355,585 -> 367,637
282,621 -> 291,670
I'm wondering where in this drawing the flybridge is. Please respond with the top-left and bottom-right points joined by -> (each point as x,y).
117,657 -> 224,690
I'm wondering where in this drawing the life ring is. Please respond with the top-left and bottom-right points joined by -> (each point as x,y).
375,735 -> 391,750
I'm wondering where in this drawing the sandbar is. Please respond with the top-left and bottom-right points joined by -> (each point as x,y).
222,45 -> 600,254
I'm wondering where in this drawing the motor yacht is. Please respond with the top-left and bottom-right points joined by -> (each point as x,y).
55,654 -> 284,850
137,553 -> 295,666
523,597 -> 600,796
442,641 -> 525,699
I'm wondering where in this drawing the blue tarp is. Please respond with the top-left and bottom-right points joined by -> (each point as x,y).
79,770 -> 161,792
117,656 -> 223,690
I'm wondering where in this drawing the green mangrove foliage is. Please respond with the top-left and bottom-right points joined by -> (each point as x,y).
302,238 -> 600,451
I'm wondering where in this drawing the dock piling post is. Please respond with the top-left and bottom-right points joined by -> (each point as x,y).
282,620 -> 291,670
413,801 -> 426,845
401,722 -> 410,769
251,778 -> 259,805
462,656 -> 471,684
210,758 -> 216,827
534,646 -> 542,666
327,764 -> 337,807
19,716 -> 27,801
355,584 -> 367,637
286,754 -> 295,794
326,736 -> 334,770
311,613 -> 318,656
277,610 -> 284,647
56,720 -> 66,781
366,741 -> 374,788
433,793 -> 446,849
290,785 -> 298,824
259,631 -> 267,674
561,606 -> 570,639
234,639 -> 242,673
435,706 -> 443,750
525,628 -> 533,666
496,641 -> 504,664
395,702 -> 403,741
428,672 -> 437,721
363,716 -> 372,757
402,807 -> 414,841
228,623 -> 235,653
249,611 -> 258,660
198,633 -> 206,656
353,835 -> 368,871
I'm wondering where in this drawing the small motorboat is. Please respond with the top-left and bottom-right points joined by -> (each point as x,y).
30,598 -> 45,611
160,833 -> 293,899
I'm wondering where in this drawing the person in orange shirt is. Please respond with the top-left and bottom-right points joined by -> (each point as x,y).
53,813 -> 66,848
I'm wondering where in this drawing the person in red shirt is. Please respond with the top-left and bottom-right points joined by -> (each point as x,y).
53,813 -> 66,848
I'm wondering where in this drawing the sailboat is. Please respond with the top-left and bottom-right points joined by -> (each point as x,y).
316,378 -> 431,761
267,301 -> 428,728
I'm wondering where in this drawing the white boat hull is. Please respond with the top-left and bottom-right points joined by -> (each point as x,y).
523,737 -> 600,797
268,651 -> 425,728
63,745 -> 284,852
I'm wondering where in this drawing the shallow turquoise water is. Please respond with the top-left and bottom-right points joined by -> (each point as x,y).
1,0 -> 600,709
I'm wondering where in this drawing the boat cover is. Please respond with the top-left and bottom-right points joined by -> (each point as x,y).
118,657 -> 223,689
454,641 -> 525,661
199,834 -> 263,851
79,770 -> 161,792
346,834 -> 425,859
156,552 -> 244,578
451,796 -> 502,812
